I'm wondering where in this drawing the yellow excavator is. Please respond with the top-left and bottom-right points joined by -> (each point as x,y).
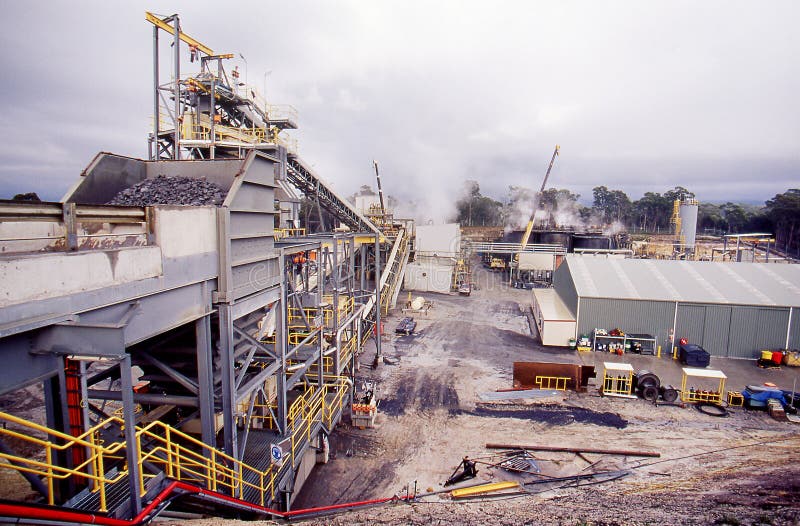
515,145 -> 560,276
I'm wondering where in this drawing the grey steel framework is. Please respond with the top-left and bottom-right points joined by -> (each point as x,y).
552,255 -> 800,358
0,11 -> 408,521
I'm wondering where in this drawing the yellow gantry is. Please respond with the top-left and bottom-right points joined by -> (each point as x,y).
145,11 -> 214,56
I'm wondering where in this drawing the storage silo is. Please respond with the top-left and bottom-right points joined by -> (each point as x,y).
679,199 -> 699,249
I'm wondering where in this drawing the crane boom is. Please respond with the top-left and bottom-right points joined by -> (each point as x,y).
373,160 -> 386,217
519,145 -> 560,251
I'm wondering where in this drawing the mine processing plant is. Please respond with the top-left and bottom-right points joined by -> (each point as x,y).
0,12 -> 412,523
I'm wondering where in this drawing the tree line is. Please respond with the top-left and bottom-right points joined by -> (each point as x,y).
454,182 -> 800,256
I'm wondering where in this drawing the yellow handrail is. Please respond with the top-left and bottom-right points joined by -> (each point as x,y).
0,375 -> 351,511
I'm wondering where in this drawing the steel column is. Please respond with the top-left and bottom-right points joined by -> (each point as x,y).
332,239 -> 340,376
195,315 -> 216,449
119,355 -> 142,515
218,304 -> 238,459
360,244 -> 366,294
374,236 -> 382,361
172,14 -> 181,160
152,24 -> 159,160
276,255 -> 288,435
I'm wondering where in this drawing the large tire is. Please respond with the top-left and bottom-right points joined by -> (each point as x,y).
642,385 -> 659,402
636,370 -> 661,390
660,385 -> 679,403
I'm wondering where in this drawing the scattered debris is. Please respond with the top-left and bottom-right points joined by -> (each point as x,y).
395,317 -> 417,335
444,456 -> 479,487
107,175 -> 226,206
498,452 -> 540,474
767,399 -> 788,421
486,443 -> 661,458
450,480 -> 519,499
695,402 -> 729,417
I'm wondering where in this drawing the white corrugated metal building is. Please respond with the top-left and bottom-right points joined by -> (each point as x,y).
405,223 -> 461,294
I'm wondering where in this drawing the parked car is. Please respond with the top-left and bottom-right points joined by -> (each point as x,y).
458,282 -> 471,296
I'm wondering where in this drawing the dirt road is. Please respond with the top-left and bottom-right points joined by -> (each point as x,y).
183,263 -> 800,525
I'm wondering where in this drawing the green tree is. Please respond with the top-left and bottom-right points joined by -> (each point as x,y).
697,202 -> 724,233
632,192 -> 671,232
455,181 -> 503,226
720,202 -> 748,233
765,189 -> 800,255
592,186 -> 632,223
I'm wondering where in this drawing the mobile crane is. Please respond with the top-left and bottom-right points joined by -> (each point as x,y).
514,145 -> 560,279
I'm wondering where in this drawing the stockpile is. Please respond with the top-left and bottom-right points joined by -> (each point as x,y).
107,176 -> 226,206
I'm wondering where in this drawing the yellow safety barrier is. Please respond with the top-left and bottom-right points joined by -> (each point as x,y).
534,376 -> 570,391
0,376 -> 351,511
274,228 -> 307,240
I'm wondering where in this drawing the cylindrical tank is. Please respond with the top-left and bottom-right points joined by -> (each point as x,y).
539,231 -> 573,252
502,230 -> 525,244
572,234 -> 611,250
679,201 -> 699,249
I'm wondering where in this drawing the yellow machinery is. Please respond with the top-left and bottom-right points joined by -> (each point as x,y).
680,368 -> 727,403
601,362 -> 636,398
515,145 -> 560,274
490,257 -> 506,271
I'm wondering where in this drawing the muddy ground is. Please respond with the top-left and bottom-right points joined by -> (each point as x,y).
171,261 -> 800,526
3,258 -> 797,525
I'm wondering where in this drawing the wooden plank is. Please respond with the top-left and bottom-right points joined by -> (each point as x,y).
485,443 -> 660,458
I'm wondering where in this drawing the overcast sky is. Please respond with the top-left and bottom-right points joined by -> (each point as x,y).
0,1 -> 797,219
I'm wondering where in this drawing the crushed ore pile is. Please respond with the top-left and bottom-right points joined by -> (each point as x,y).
107,176 -> 226,206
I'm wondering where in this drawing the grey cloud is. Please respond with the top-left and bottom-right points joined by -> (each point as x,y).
0,0 -> 797,210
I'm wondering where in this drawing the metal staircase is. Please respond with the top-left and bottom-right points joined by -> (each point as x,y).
0,377 -> 351,523
381,229 -> 410,315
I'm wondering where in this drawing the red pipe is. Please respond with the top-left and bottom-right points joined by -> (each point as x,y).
0,479 -> 409,525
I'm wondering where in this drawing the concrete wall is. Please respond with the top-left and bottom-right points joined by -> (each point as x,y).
0,246 -> 163,307
155,207 -> 217,259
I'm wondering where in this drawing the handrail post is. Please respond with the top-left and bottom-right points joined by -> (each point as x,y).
45,446 -> 55,506
62,202 -> 78,251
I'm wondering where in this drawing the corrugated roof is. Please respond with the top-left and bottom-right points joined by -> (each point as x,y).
565,255 -> 800,307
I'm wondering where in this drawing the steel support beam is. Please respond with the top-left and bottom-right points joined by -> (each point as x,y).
173,14 -> 181,160
276,256 -> 288,435
218,304 -> 238,459
374,236 -> 382,361
87,390 -> 199,407
119,356 -> 143,515
195,315 -> 216,449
